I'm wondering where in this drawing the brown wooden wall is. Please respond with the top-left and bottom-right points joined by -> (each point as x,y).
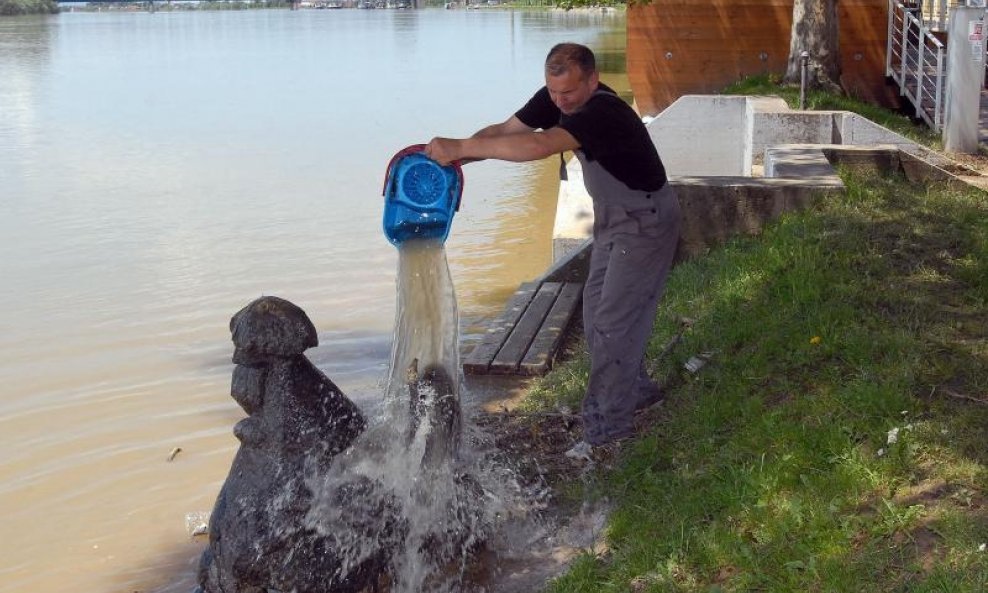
627,0 -> 900,116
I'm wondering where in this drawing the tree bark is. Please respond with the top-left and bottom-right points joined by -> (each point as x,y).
784,0 -> 842,92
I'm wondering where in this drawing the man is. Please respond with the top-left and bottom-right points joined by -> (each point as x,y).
426,42 -> 681,453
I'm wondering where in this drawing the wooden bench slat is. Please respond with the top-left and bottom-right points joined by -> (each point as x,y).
489,282 -> 562,374
518,282 -> 583,375
462,282 -> 538,374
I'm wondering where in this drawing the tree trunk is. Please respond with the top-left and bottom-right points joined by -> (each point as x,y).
784,0 -> 842,92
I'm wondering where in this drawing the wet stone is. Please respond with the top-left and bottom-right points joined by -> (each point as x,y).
229,295 -> 318,363
195,296 -> 371,593
196,288 -> 503,593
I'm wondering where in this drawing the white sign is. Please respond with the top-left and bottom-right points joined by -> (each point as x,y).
968,0 -> 986,8
970,21 -> 985,42
975,40 -> 985,62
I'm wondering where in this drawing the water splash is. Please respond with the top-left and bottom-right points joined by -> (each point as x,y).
385,239 -> 461,471
304,238 -> 547,593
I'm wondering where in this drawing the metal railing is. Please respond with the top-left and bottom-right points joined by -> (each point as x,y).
886,0 -> 947,131
913,0 -> 965,32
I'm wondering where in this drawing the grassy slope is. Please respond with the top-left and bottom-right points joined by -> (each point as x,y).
526,165 -> 987,591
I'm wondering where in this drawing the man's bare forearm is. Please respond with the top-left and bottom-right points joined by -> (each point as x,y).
425,120 -> 578,166
458,132 -> 558,163
471,122 -> 509,139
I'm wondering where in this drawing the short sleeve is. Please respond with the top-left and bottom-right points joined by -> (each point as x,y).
558,93 -> 666,191
514,87 -> 560,131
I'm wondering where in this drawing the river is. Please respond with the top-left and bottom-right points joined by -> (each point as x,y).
0,8 -> 626,592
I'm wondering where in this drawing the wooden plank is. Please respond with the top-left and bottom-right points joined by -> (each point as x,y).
489,283 -> 562,375
462,282 -> 538,374
519,282 -> 584,376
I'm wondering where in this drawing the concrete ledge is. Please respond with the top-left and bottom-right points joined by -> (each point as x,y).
820,144 -> 902,173
764,146 -> 838,179
551,95 -> 985,270
897,150 -> 977,190
647,95 -> 749,176
765,144 -> 907,178
672,175 -> 843,259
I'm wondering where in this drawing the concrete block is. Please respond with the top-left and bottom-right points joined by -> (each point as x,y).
820,145 -> 901,173
647,95 -> 748,176
744,96 -> 792,172
749,111 -> 841,162
671,176 -> 843,259
841,115 -> 955,169
764,145 -> 837,179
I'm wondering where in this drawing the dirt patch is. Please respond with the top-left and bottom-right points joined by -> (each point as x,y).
474,410 -> 586,500
939,148 -> 988,190
946,149 -> 988,177
893,478 -> 952,507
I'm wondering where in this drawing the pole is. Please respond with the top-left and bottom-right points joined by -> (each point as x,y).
799,51 -> 810,110
943,6 -> 986,152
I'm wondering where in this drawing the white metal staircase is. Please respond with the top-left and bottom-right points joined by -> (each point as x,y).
886,0 -> 951,131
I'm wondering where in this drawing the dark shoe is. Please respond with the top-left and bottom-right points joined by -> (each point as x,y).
634,385 -> 665,412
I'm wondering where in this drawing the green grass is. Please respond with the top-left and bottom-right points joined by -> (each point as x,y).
721,74 -> 942,150
527,169 -> 988,592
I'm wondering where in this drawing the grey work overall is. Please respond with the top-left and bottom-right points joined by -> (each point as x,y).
575,154 -> 681,445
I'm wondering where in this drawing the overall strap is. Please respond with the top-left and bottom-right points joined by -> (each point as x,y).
558,88 -> 618,181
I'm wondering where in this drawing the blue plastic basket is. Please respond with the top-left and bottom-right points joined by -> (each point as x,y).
382,145 -> 463,246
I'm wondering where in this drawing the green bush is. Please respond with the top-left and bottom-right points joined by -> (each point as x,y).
0,0 -> 59,15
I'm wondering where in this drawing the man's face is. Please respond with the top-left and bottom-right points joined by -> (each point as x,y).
546,66 -> 599,115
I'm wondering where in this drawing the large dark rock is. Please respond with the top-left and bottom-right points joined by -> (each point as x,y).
196,296 -> 379,593
195,296 -> 486,593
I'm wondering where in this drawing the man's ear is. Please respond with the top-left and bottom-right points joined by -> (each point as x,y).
589,70 -> 600,89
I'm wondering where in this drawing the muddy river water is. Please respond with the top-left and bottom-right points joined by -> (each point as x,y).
0,8 -> 626,591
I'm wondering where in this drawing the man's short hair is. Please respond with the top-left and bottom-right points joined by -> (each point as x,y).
545,43 -> 596,77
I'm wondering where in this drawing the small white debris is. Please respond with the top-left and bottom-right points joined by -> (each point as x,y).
684,356 -> 707,374
877,448 -> 886,457
185,511 -> 210,538
979,543 -> 986,553
564,441 -> 593,463
887,427 -> 900,445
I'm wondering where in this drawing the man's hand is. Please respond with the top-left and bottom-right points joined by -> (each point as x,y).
425,137 -> 462,166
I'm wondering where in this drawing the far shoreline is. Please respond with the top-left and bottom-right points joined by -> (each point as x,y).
36,2 -> 628,15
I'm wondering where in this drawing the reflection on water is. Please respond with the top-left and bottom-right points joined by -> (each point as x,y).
0,8 -> 626,593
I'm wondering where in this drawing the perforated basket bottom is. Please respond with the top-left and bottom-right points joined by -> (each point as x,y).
401,162 -> 447,206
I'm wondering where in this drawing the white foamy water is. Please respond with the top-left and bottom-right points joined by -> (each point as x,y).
305,239 -> 544,593
386,239 -> 460,405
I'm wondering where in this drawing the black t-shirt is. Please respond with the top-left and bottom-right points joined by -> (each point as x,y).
514,83 -> 667,191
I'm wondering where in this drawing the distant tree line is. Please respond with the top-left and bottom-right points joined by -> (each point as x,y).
0,0 -> 59,14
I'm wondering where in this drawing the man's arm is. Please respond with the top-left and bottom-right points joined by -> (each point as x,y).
425,126 -> 579,166
471,115 -> 536,138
